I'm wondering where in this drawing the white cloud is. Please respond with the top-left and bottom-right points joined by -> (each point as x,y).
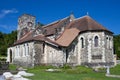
0,24 -> 8,29
0,8 -> 18,18
0,24 -> 17,32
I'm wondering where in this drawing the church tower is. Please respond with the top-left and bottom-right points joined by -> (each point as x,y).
17,14 -> 36,40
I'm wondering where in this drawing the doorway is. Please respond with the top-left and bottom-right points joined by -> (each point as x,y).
10,49 -> 12,63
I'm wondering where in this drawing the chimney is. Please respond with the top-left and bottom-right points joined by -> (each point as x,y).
70,12 -> 75,21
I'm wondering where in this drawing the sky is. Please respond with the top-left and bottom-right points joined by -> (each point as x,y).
0,0 -> 120,35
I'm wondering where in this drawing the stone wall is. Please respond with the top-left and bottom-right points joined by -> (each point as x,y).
78,31 -> 114,67
34,41 -> 44,65
7,30 -> 114,68
9,42 -> 35,67
17,14 -> 36,40
66,39 -> 78,65
90,32 -> 105,63
104,32 -> 114,63
44,44 -> 66,66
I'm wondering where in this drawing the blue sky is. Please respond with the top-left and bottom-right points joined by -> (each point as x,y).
0,0 -> 120,34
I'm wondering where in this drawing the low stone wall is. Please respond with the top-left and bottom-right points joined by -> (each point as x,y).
37,63 -> 76,67
13,59 -> 33,67
0,62 -> 9,70
81,62 -> 114,68
0,62 -> 9,75
116,60 -> 120,64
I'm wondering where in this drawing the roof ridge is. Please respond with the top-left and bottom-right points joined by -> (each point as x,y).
86,16 -> 92,30
42,16 -> 69,28
75,15 -> 89,21
19,31 -> 33,40
55,28 -> 66,41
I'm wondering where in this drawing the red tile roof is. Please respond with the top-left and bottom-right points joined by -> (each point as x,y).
55,28 -> 80,47
13,15 -> 113,47
14,30 -> 59,47
14,31 -> 33,45
67,16 -> 112,33
54,16 -> 113,47
42,17 -> 70,36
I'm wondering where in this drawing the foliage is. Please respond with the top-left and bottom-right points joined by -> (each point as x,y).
61,64 -> 72,69
114,34 -> 120,59
62,66 -> 92,74
0,31 -> 17,56
0,57 -> 6,61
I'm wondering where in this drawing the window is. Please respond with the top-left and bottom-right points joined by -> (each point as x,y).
106,37 -> 109,48
24,44 -> 26,56
109,37 -> 112,49
94,36 -> 98,47
27,43 -> 29,55
92,55 -> 102,60
81,37 -> 84,48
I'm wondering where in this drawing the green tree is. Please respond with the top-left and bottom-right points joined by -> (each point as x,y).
0,31 -> 17,56
114,34 -> 120,59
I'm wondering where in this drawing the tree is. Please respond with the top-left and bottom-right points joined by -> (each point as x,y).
0,31 -> 17,56
114,34 -> 120,59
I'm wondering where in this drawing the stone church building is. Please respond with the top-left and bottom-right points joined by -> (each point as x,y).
7,14 -> 115,67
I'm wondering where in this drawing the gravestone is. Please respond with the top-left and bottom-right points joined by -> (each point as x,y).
106,66 -> 110,75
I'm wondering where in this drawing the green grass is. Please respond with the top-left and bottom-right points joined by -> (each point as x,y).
111,64 -> 120,75
9,64 -> 17,71
9,64 -> 120,80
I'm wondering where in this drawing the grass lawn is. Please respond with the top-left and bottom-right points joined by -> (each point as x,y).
10,64 -> 120,80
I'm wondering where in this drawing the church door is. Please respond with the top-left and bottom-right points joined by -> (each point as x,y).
10,49 -> 12,63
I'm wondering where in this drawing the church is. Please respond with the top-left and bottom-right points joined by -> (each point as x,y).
7,14 -> 115,67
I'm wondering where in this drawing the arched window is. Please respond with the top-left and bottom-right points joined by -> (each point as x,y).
9,49 -> 12,63
27,43 -> 29,55
81,37 -> 84,48
106,37 -> 109,48
109,37 -> 112,49
94,36 -> 98,47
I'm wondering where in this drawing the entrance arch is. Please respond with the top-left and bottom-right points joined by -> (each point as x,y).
10,49 -> 12,63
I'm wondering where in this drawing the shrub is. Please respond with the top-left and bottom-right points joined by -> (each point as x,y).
0,57 -> 6,61
61,64 -> 72,69
64,66 -> 93,74
75,65 -> 92,73
33,65 -> 57,69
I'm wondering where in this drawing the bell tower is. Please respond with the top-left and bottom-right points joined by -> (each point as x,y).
17,14 -> 36,40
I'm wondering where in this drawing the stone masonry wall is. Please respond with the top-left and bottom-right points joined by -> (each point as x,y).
104,32 -> 114,63
78,31 -> 114,67
12,42 -> 35,67
44,44 -> 66,66
66,39 -> 78,65
34,41 -> 44,65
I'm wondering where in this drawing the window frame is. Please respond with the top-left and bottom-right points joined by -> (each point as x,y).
94,36 -> 99,47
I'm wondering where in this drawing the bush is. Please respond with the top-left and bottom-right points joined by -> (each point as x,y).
76,65 -> 92,72
61,64 -> 72,69
33,65 -> 57,70
0,57 -> 6,61
65,66 -> 93,74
